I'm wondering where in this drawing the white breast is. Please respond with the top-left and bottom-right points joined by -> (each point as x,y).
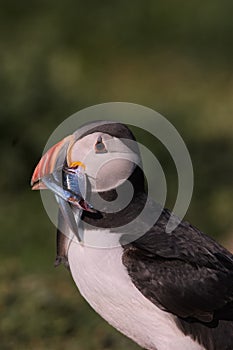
68,229 -> 205,350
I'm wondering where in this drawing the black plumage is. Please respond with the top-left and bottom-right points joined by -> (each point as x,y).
122,204 -> 233,350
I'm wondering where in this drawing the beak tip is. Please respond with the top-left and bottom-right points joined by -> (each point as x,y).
31,179 -> 47,190
31,182 -> 38,190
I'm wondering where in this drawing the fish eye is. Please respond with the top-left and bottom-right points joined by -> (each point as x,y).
95,136 -> 107,153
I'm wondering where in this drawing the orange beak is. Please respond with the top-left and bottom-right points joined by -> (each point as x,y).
31,135 -> 73,190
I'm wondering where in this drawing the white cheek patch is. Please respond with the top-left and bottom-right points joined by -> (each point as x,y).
69,133 -> 141,192
88,155 -> 138,192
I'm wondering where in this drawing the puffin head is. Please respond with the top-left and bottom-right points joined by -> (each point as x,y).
31,121 -> 145,219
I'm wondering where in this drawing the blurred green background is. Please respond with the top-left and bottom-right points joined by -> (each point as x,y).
0,1 -> 233,349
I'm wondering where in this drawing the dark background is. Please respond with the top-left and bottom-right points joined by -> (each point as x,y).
0,1 -> 232,349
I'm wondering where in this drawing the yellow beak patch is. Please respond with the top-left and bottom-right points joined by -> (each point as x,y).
69,161 -> 86,170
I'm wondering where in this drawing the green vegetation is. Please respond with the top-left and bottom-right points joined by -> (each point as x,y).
0,1 -> 232,349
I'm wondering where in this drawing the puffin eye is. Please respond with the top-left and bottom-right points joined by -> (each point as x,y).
95,136 -> 107,153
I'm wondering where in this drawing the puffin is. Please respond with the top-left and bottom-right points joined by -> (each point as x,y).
31,121 -> 233,350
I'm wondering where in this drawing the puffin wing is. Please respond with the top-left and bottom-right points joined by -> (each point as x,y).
122,210 -> 233,323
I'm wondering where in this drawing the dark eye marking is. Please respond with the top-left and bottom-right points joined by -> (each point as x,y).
95,136 -> 107,153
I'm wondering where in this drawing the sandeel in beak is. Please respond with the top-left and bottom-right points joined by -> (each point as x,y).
31,135 -> 96,242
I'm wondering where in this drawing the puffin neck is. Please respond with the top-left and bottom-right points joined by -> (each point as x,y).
81,166 -> 147,229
